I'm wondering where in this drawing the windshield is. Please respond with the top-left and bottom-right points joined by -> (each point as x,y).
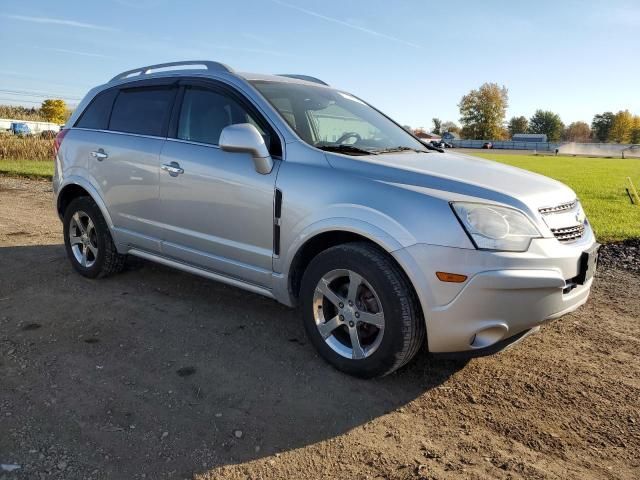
251,81 -> 427,155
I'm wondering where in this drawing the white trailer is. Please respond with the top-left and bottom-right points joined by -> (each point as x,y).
0,118 -> 62,134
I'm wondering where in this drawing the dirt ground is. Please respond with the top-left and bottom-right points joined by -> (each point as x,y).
0,176 -> 638,480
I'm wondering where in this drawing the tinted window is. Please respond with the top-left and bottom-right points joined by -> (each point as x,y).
109,87 -> 175,136
75,89 -> 117,130
177,87 -> 278,154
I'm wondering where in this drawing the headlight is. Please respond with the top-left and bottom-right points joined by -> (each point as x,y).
451,202 -> 541,252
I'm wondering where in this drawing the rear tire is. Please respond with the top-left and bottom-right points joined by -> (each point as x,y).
63,197 -> 126,278
300,242 -> 425,378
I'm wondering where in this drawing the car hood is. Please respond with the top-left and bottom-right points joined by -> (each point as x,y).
325,150 -> 576,212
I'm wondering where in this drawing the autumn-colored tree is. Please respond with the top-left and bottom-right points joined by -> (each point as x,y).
507,116 -> 528,137
631,116 -> 640,144
591,112 -> 615,142
458,82 -> 508,140
40,99 -> 67,124
609,110 -> 633,143
563,121 -> 592,142
441,121 -> 460,134
529,110 -> 564,142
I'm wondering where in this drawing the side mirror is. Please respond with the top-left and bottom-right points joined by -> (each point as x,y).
219,123 -> 274,175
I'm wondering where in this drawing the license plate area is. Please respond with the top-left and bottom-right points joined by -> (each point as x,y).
574,243 -> 600,285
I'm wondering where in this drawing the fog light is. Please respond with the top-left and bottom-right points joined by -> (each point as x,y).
470,325 -> 508,348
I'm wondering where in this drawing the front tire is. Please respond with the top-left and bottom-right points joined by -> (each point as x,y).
300,242 -> 425,378
63,197 -> 126,278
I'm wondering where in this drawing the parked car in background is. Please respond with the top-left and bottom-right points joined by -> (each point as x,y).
9,122 -> 31,136
430,140 -> 453,149
482,142 -> 493,149
53,60 -> 599,378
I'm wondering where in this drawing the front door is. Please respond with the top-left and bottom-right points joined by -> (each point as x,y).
158,84 -> 281,288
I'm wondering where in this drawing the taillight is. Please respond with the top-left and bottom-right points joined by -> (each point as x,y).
54,129 -> 69,157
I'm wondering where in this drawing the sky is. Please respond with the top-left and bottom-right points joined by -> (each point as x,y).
1,0 -> 639,129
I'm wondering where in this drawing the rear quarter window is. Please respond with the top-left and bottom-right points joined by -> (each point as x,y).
75,89 -> 118,130
109,87 -> 175,136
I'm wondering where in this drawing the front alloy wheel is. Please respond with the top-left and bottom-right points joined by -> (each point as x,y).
300,242 -> 425,378
313,269 -> 385,360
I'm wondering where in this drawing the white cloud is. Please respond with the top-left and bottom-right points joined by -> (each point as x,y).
4,14 -> 117,31
270,0 -> 421,49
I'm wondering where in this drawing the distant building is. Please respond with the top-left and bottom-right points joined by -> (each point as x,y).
413,128 -> 441,141
512,133 -> 547,142
442,131 -> 459,141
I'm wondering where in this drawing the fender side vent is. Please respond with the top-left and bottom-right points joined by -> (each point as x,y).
274,188 -> 283,218
273,189 -> 282,255
273,224 -> 281,256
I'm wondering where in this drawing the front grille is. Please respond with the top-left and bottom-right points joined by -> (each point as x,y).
539,199 -> 586,243
550,224 -> 585,242
538,200 -> 577,215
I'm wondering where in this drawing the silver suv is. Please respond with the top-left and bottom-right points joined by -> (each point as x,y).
53,61 -> 599,378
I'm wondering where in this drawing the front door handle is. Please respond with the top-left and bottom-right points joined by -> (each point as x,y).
91,149 -> 108,161
161,162 -> 184,176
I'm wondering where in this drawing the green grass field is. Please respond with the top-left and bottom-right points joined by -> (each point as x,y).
1,153 -> 639,242
0,159 -> 54,179
473,153 -> 640,242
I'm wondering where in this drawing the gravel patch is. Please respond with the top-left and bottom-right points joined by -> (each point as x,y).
599,239 -> 640,275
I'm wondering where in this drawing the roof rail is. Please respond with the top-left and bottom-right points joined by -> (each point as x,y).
110,60 -> 233,82
277,74 -> 329,86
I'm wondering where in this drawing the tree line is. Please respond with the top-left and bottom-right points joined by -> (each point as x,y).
429,83 -> 639,144
0,99 -> 71,124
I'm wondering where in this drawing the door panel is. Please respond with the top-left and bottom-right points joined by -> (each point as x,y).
159,140 -> 279,287
89,131 -> 165,252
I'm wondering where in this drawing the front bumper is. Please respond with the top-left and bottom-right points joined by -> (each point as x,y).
393,232 -> 597,353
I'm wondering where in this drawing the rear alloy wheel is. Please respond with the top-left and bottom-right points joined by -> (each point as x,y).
300,242 -> 425,378
63,197 -> 126,278
68,211 -> 99,268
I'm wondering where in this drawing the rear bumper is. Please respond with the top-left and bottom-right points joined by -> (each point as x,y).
393,233 -> 597,353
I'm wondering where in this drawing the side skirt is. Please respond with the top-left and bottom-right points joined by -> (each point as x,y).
128,248 -> 276,300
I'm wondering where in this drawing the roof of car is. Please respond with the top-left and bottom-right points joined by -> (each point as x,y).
238,72 -> 330,86
106,61 -> 330,88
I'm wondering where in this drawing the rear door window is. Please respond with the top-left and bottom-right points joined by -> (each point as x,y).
75,89 -> 117,130
109,87 -> 175,136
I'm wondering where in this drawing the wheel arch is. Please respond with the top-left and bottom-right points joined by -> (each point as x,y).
56,177 -> 114,231
285,229 -> 424,326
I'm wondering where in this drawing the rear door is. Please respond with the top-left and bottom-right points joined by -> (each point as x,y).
158,81 -> 282,287
77,81 -> 177,252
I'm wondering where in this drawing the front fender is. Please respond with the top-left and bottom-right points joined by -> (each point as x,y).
277,204 -> 415,270
271,210 -> 413,306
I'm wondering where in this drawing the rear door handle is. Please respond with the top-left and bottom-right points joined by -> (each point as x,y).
161,162 -> 184,176
91,149 -> 108,161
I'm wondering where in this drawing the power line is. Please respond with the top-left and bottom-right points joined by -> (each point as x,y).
0,97 -> 44,105
0,89 -> 82,101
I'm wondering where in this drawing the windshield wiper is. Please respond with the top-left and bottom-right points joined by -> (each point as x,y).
372,146 -> 429,154
316,144 -> 377,155
420,142 -> 445,153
